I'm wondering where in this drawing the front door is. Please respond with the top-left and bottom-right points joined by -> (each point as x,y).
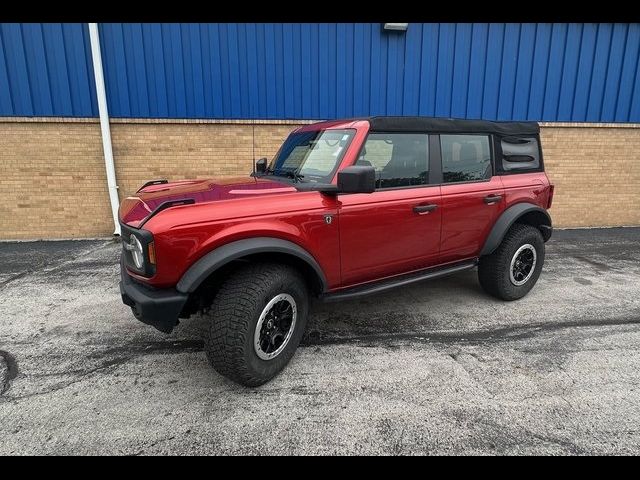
337,133 -> 442,287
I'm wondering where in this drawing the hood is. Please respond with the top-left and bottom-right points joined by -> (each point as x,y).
119,175 -> 296,227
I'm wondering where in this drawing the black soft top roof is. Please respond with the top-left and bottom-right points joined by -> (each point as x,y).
367,116 -> 539,136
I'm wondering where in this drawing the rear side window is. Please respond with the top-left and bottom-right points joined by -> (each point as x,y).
357,133 -> 429,189
441,134 -> 492,183
500,136 -> 541,172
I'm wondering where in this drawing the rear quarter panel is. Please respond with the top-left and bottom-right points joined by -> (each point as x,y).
500,172 -> 551,210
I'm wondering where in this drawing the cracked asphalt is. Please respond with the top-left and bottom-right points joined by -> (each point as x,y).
0,228 -> 639,455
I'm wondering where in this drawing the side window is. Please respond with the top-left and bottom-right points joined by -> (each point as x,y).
441,134 -> 492,183
357,133 -> 429,189
500,136 -> 541,172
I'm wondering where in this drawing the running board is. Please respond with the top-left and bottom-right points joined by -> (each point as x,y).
320,260 -> 478,303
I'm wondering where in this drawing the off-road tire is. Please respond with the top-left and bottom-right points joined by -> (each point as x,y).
204,262 -> 309,387
478,223 -> 545,301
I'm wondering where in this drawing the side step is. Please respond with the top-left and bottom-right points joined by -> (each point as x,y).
320,260 -> 477,303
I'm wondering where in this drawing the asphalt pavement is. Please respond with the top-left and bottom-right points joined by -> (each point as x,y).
1,227 -> 639,455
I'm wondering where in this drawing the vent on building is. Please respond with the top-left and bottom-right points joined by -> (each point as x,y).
383,23 -> 409,32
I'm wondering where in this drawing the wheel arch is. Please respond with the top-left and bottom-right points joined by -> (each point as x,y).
481,203 -> 552,256
176,237 -> 328,296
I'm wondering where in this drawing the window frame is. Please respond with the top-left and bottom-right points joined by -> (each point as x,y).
351,131 -> 439,191
437,133 -> 495,185
349,131 -> 503,190
269,128 -> 357,185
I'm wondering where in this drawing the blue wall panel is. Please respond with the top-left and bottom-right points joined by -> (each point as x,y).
1,23 -> 640,122
0,23 -> 98,117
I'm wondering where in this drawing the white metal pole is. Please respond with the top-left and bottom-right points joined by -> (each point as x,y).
88,23 -> 121,236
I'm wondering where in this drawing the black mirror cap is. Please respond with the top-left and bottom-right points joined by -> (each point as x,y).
256,157 -> 268,173
337,166 -> 376,194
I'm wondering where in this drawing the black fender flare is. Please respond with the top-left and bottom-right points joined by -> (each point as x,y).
480,203 -> 552,256
176,237 -> 328,294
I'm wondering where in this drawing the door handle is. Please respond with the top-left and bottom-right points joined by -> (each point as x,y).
413,204 -> 438,214
484,194 -> 503,205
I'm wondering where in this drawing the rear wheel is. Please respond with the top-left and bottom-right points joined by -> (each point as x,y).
204,262 -> 309,387
478,223 -> 545,301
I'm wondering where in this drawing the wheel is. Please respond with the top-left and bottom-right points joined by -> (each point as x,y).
478,223 -> 545,301
204,262 -> 309,387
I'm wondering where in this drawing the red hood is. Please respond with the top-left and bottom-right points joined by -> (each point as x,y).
119,176 -> 296,227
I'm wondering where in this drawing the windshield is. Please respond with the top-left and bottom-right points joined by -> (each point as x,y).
266,129 -> 355,183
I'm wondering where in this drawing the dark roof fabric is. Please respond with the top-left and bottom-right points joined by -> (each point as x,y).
367,116 -> 539,136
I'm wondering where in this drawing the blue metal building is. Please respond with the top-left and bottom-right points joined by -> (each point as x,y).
1,23 -> 639,122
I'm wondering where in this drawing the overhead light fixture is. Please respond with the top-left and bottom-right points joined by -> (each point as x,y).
383,23 -> 409,32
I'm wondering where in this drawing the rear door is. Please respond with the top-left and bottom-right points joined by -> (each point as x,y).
436,133 -> 506,264
337,133 -> 442,287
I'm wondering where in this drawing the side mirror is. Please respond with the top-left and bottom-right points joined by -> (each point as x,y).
255,157 -> 268,174
337,166 -> 376,194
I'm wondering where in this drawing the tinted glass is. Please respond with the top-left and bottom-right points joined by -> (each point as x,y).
358,133 -> 429,189
501,136 -> 541,171
441,134 -> 492,183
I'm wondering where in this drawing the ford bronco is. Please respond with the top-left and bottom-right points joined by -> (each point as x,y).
119,117 -> 553,386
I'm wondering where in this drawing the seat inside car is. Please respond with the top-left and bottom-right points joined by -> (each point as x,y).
380,138 -> 427,187
356,147 -> 372,167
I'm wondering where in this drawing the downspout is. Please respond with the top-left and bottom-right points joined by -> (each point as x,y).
88,23 -> 121,236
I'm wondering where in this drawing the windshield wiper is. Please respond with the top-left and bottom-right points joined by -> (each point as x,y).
280,170 -> 305,182
267,168 -> 305,183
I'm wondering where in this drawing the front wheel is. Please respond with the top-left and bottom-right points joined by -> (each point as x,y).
204,262 -> 309,387
478,223 -> 545,301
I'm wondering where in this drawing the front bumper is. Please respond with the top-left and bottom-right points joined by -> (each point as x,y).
119,259 -> 188,334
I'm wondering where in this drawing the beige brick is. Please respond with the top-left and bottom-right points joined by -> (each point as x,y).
541,126 -> 640,228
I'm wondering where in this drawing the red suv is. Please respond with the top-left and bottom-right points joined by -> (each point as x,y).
119,117 -> 554,386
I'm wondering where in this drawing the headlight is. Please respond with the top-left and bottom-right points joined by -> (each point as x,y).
125,234 -> 144,269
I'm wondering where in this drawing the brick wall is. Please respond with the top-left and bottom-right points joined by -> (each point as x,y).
0,120 -> 113,238
541,124 -> 640,228
0,118 -> 638,239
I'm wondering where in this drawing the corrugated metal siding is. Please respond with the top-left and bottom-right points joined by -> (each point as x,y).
0,23 -> 97,116
1,23 -> 640,122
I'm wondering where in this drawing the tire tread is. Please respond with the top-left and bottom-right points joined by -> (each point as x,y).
204,263 -> 306,387
478,223 -> 544,301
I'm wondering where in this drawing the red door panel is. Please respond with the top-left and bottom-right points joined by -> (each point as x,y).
337,186 -> 442,287
439,177 -> 505,264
